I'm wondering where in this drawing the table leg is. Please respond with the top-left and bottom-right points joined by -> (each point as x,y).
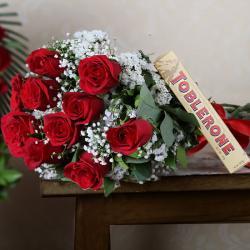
74,196 -> 110,250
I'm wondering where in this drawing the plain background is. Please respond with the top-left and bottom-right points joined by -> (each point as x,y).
1,0 -> 250,249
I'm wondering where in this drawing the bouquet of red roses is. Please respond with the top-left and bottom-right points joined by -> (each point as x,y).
1,30 -> 249,196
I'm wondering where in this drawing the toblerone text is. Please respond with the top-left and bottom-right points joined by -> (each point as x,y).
154,51 -> 249,173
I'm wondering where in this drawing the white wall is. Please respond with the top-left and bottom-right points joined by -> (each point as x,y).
9,0 -> 250,105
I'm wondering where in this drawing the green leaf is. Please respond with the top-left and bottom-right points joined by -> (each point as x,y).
0,157 -> 6,170
60,177 -> 71,182
164,153 -> 176,170
131,163 -> 151,182
230,103 -> 250,118
176,146 -> 188,167
164,106 -> 199,127
137,84 -> 161,124
0,176 -> 7,186
160,112 -> 175,147
0,169 -> 22,184
114,155 -> 129,170
142,70 -> 155,88
126,89 -> 135,96
139,50 -> 151,63
104,177 -> 116,197
128,151 -> 145,159
134,95 -> 140,107
125,156 -> 151,164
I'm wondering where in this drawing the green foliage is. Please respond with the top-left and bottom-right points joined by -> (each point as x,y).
114,155 -> 129,170
131,163 -> 152,182
164,153 -> 176,170
0,169 -> 22,185
124,156 -> 151,164
104,177 -> 116,197
0,138 -> 22,200
225,103 -> 250,119
137,84 -> 161,125
176,146 -> 188,167
164,106 -> 199,127
160,112 -> 175,147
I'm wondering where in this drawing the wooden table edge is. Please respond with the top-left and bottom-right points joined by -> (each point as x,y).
40,174 -> 250,197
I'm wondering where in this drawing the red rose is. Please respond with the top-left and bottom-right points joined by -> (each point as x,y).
0,78 -> 8,94
78,55 -> 121,95
0,26 -> 5,40
23,138 -> 63,170
62,92 -> 104,124
10,74 -> 24,111
43,112 -> 79,147
64,152 -> 110,190
1,112 -> 35,157
106,119 -> 153,155
26,48 -> 64,78
0,46 -> 11,72
20,77 -> 59,111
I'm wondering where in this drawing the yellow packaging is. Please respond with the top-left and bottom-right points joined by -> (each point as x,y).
155,51 -> 249,173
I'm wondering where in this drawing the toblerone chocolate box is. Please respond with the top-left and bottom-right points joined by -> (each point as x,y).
154,51 -> 249,173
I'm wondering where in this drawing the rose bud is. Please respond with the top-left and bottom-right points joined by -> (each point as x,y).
0,26 -> 6,40
64,152 -> 110,190
10,74 -> 24,111
1,112 -> 35,157
26,48 -> 64,78
20,77 -> 59,111
106,119 -> 153,155
78,55 -> 121,95
0,78 -> 8,95
62,92 -> 104,124
23,138 -> 63,170
0,47 -> 11,72
43,112 -> 79,147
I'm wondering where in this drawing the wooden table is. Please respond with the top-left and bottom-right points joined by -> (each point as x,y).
40,149 -> 250,250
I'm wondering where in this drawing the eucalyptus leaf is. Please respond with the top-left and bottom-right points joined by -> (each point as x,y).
131,163 -> 151,182
164,106 -> 199,127
137,84 -> 161,124
160,112 -> 175,147
142,70 -> 155,88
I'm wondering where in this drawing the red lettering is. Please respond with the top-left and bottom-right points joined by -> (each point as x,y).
196,107 -> 209,120
184,90 -> 197,103
178,81 -> 190,93
210,125 -> 221,136
215,134 -> 229,147
190,99 -> 202,111
222,143 -> 235,155
170,71 -> 187,84
202,115 -> 214,129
